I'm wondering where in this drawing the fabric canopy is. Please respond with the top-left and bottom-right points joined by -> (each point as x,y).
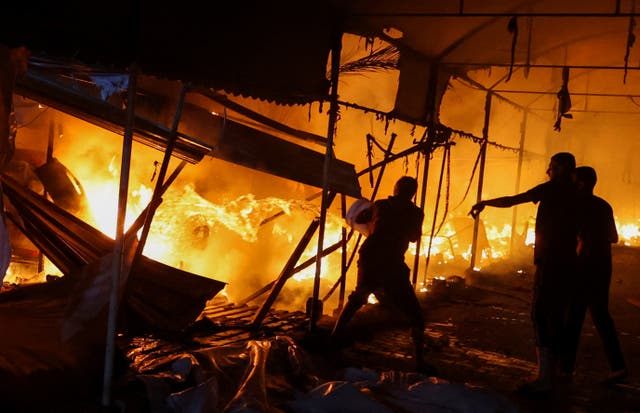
1,0 -> 336,104
4,0 -> 639,113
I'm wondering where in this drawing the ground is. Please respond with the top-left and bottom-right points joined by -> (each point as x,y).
4,247 -> 640,412
297,245 -> 640,413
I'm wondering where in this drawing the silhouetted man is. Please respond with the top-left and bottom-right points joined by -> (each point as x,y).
560,166 -> 627,383
331,176 -> 432,373
470,152 -> 578,393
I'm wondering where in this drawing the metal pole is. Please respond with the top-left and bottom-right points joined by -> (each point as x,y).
338,194 -> 347,311
510,111 -> 528,254
412,150 -> 431,286
412,62 -> 440,287
102,67 -> 137,406
310,28 -> 342,330
470,92 -> 492,269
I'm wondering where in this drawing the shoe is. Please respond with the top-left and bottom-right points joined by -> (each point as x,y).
605,369 -> 629,384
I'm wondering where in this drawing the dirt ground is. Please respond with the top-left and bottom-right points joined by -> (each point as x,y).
299,245 -> 640,413
4,246 -> 640,412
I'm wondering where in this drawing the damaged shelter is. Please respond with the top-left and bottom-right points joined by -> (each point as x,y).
1,0 -> 640,411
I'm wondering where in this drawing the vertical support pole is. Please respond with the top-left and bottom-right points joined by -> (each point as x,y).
102,67 -> 137,407
412,62 -> 440,287
412,149 -> 431,286
310,27 -> 343,330
470,92 -> 492,269
510,111 -> 528,254
338,194 -> 347,311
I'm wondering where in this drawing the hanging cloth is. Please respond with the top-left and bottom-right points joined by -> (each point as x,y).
506,16 -> 518,82
553,66 -> 572,131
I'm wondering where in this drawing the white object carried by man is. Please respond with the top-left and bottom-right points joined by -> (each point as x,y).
345,198 -> 373,236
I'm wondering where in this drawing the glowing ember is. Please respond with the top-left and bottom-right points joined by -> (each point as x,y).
367,293 -> 379,304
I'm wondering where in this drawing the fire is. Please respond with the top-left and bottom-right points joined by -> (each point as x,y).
617,221 -> 640,246
291,216 -> 345,283
67,160 -> 355,308
10,138 -> 640,313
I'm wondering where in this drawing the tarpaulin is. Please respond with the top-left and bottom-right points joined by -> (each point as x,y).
123,335 -> 518,413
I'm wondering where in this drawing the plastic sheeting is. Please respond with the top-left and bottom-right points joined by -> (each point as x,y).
125,335 -> 517,413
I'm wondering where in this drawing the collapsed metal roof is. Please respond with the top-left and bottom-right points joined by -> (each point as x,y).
15,68 -> 361,198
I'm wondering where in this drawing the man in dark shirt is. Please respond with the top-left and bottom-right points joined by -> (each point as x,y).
331,176 -> 431,372
560,166 -> 627,383
469,152 -> 578,393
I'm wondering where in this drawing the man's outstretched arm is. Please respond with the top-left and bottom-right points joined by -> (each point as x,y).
469,192 -> 532,218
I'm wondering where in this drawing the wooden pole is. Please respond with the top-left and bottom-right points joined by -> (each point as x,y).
102,67 -> 137,406
510,111 -> 528,254
310,28 -> 343,330
470,92 -> 492,269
